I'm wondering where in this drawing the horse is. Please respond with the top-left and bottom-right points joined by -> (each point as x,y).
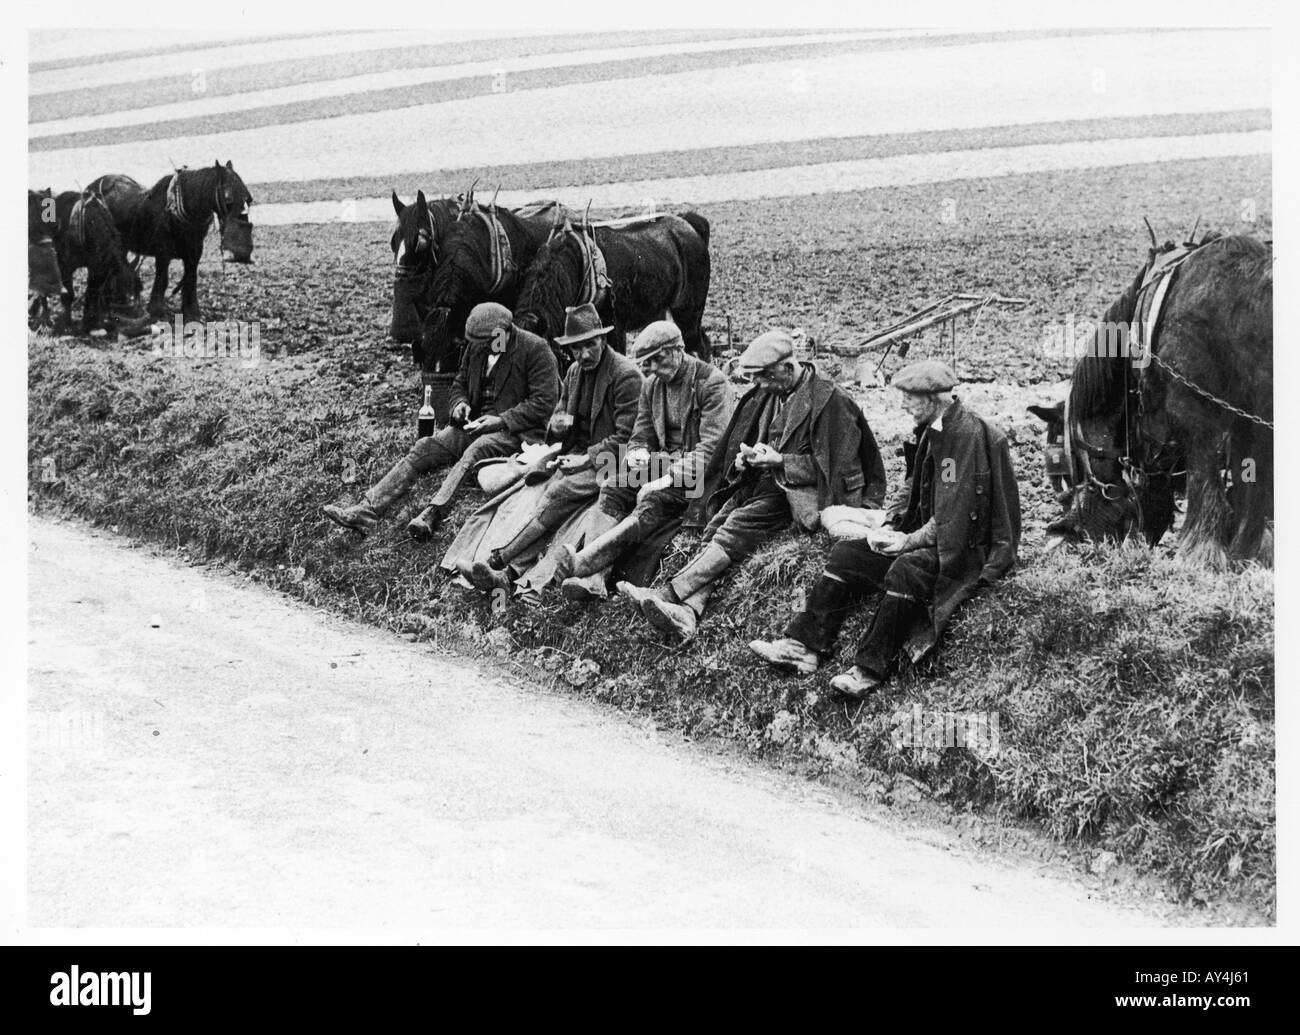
389,190 -> 463,345
29,189 -> 63,327
87,160 -> 254,322
1046,231 -> 1273,568
513,210 -> 712,360
415,189 -> 566,373
51,189 -> 142,333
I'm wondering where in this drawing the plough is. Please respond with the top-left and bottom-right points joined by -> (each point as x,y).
828,292 -> 1030,381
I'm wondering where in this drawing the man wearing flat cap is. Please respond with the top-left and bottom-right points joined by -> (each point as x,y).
323,301 -> 558,538
464,303 -> 643,595
618,328 -> 887,642
749,359 -> 1021,696
549,319 -> 733,600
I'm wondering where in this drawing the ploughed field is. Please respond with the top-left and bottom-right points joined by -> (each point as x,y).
28,154 -> 1275,919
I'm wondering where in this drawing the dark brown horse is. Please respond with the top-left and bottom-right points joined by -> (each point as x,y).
29,189 -> 63,326
513,211 -> 712,359
87,161 -> 254,322
389,190 -> 462,345
1047,232 -> 1273,567
51,190 -> 142,333
415,191 -> 566,373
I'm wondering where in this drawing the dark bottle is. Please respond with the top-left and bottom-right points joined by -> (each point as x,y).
417,384 -> 436,438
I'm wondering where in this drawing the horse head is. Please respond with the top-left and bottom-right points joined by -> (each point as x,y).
214,160 -> 254,264
83,189 -> 142,311
390,189 -> 444,343
1046,235 -> 1184,549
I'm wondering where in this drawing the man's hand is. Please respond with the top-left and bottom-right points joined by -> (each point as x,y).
868,527 -> 907,556
464,414 -> 505,435
747,442 -> 783,469
556,453 -> 591,473
625,447 -> 651,468
450,401 -> 472,425
637,474 -> 673,501
548,412 -> 574,437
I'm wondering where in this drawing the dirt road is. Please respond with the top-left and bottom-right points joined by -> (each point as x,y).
27,516 -> 1158,930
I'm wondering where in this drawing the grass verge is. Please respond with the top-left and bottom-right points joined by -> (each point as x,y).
28,332 -> 1274,918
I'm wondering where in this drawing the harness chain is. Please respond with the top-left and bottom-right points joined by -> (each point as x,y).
1148,354 -> 1274,430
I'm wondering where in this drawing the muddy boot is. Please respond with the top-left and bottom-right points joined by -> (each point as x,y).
323,458 -> 420,535
489,518 -> 552,572
614,581 -> 666,610
644,584 -> 712,643
640,544 -> 731,642
469,559 -> 513,595
556,511 -> 637,584
406,502 -> 446,542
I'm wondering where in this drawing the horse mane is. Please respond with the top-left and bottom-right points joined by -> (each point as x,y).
515,235 -> 582,338
1067,250 -> 1160,419
78,193 -> 135,302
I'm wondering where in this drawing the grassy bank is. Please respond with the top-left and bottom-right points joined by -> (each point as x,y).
28,333 -> 1274,917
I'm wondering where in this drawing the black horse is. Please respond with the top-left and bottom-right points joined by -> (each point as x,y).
87,161 -> 254,322
513,211 -> 712,359
51,190 -> 142,333
415,191 -> 566,372
29,189 -> 63,326
1047,232 -> 1273,567
389,189 -> 463,344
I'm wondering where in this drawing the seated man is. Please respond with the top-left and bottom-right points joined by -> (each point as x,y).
619,329 -> 886,643
322,301 -> 558,539
551,320 -> 732,601
468,303 -> 642,594
749,360 -> 1021,696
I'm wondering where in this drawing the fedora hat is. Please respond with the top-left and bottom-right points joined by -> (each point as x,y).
554,302 -> 614,345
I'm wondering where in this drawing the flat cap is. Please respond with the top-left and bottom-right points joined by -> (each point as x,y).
892,359 -> 958,393
737,330 -> 795,373
633,320 -> 684,362
465,302 -> 513,342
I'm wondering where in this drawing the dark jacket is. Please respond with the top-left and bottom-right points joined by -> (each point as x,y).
888,398 -> 1021,660
627,354 -> 734,525
448,325 -> 559,441
555,345 -> 643,465
702,363 -> 886,530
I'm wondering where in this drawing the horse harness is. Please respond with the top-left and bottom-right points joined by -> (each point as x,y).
473,205 -> 515,294
1065,239 -> 1274,518
165,169 -> 238,233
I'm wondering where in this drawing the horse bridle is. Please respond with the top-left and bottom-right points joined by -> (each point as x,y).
394,209 -> 438,279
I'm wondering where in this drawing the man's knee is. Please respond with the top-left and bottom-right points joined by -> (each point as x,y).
462,431 -> 516,464
408,428 -> 463,470
883,552 -> 938,599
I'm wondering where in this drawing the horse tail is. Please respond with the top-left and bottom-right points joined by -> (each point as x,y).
680,210 -> 710,249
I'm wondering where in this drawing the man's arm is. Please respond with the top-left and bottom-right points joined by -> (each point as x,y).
497,338 -> 560,435
668,369 -> 731,485
626,378 -> 658,453
588,365 -> 643,464
979,431 -> 1022,584
447,343 -> 474,414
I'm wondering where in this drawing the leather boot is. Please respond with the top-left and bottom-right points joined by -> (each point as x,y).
553,510 -> 622,581
490,518 -> 551,570
667,542 -> 732,602
406,502 -> 446,542
323,458 -> 420,534
643,584 -> 712,643
469,559 -> 513,595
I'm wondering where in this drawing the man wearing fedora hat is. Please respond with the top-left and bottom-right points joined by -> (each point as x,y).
748,359 -> 1021,697
618,328 -> 886,643
550,319 -> 733,601
466,303 -> 642,595
322,301 -> 558,539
